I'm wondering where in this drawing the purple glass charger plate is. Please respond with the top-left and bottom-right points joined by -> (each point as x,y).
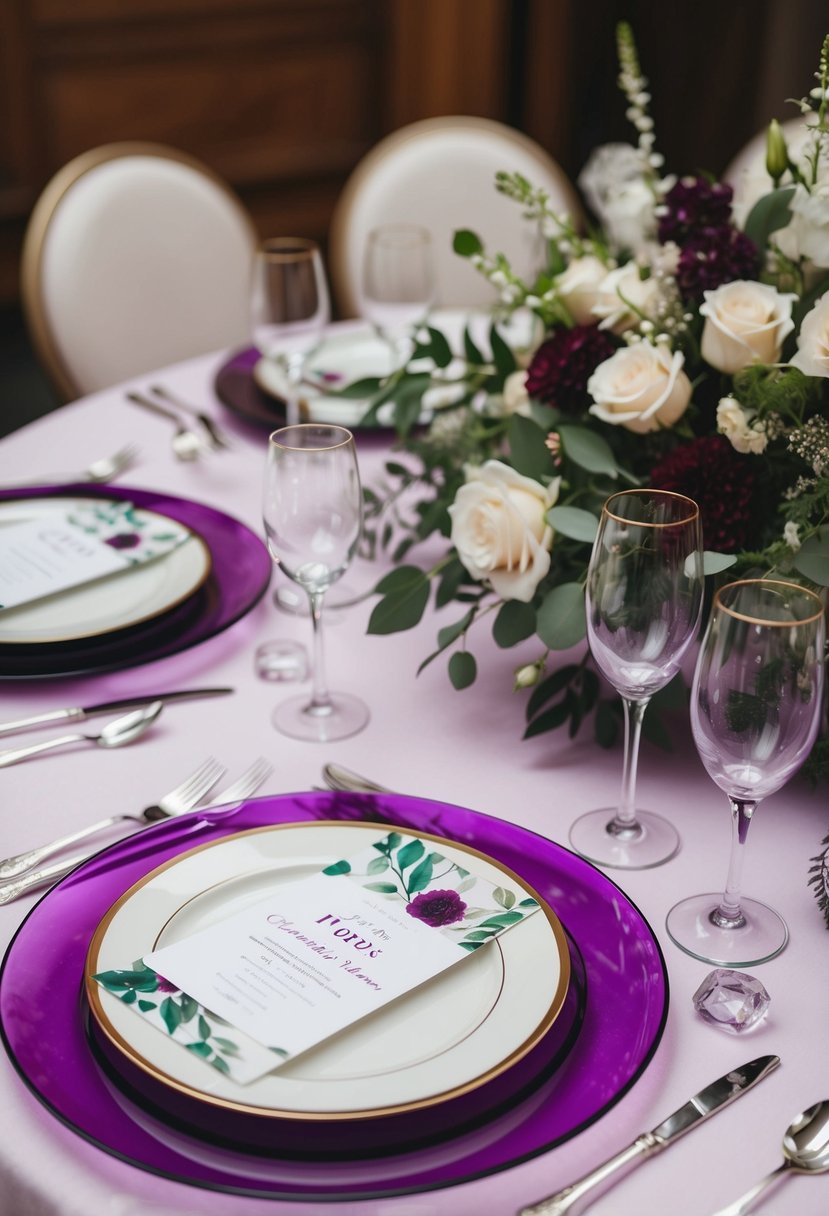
0,484 -> 271,680
214,347 -> 285,430
0,792 -> 669,1202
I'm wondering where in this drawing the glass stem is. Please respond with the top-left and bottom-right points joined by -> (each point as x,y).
712,798 -> 757,929
307,590 -> 332,715
609,697 -> 650,838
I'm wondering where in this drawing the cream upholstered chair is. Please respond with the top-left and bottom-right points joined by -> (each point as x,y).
21,142 -> 258,400
329,116 -> 582,317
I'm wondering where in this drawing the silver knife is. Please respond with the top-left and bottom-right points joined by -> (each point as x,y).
0,687 -> 233,738
519,1055 -> 781,1216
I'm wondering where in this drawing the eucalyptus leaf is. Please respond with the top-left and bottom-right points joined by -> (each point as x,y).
743,185 -> 795,252
425,326 -> 453,368
490,324 -> 517,379
160,996 -> 182,1035
536,582 -> 587,650
328,376 -> 384,399
408,853 -> 435,893
507,413 -> 552,480
367,855 -> 390,874
363,882 -> 399,894
493,599 -> 537,647
368,566 -> 430,634
793,532 -> 829,586
702,550 -> 738,575
558,426 -> 619,478
547,505 -> 599,543
463,326 -> 484,365
396,838 -> 425,870
322,859 -> 351,876
449,650 -> 477,689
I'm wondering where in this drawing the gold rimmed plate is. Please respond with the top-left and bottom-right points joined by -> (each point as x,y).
86,821 -> 570,1122
0,495 -> 211,645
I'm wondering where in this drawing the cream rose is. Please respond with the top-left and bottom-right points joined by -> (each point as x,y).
790,292 -> 829,377
700,281 -> 796,374
500,370 -> 532,416
591,263 -> 659,333
554,255 -> 609,325
449,461 -> 560,602
587,343 -> 691,433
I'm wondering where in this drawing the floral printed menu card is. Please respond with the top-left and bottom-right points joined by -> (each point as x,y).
0,500 -> 191,612
94,831 -> 540,1085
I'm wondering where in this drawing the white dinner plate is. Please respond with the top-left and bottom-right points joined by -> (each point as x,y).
86,821 -> 569,1120
252,309 -> 541,428
0,496 -> 211,645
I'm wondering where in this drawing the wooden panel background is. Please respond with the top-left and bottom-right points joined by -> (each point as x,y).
0,0 -> 823,311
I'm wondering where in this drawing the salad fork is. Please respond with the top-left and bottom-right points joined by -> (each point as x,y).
0,757 -> 226,883
125,391 -> 208,461
201,757 -> 274,808
2,443 -> 140,490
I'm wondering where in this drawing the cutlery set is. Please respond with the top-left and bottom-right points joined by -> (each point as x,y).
126,386 -> 232,458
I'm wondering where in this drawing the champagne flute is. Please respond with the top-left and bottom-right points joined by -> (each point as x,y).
667,578 -> 825,965
569,489 -> 704,868
361,224 -> 435,368
262,424 -> 369,742
251,237 -> 330,426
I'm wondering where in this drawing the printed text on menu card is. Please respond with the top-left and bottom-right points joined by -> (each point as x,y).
105,832 -> 540,1084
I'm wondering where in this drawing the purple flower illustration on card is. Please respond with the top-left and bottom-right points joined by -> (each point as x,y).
406,888 -> 467,928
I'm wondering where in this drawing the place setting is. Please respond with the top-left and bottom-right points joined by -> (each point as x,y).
0,481 -> 272,680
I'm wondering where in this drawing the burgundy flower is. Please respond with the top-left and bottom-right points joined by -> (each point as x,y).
525,325 -> 617,416
156,975 -> 180,994
648,435 -> 763,552
406,889 -> 467,928
658,177 -> 735,244
105,532 -> 141,550
675,228 -> 760,301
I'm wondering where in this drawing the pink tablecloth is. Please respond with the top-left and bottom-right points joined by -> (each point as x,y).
0,345 -> 827,1216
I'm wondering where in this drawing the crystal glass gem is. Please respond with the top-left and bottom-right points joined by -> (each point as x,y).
692,968 -> 770,1033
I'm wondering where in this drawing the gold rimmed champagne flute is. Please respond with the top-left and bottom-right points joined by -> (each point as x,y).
262,424 -> 369,742
569,489 -> 705,868
666,578 -> 825,965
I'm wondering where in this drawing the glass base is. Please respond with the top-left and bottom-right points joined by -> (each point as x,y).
272,692 -> 370,743
273,578 -> 369,618
666,893 -> 789,966
568,808 -> 680,870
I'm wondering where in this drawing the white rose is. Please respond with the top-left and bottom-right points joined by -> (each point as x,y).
789,180 -> 829,268
716,396 -> 768,454
587,343 -> 691,433
591,263 -> 659,333
600,179 -> 657,255
790,292 -> 829,377
500,370 -> 532,416
700,281 -> 796,374
553,255 -> 608,325
448,460 -> 560,602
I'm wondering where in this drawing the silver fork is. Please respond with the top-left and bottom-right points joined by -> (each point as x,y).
125,392 -> 208,461
0,757 -> 226,883
202,757 -> 273,808
150,385 -> 232,451
2,443 -> 140,490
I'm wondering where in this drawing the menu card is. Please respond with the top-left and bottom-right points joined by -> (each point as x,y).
0,501 -> 191,612
93,831 -> 540,1085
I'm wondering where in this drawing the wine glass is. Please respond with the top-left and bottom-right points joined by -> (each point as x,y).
569,489 -> 704,869
361,224 -> 435,368
251,237 -> 330,426
262,424 -> 370,742
666,578 -> 825,965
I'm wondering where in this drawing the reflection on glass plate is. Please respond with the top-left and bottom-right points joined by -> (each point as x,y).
87,822 -> 569,1119
0,496 -> 211,645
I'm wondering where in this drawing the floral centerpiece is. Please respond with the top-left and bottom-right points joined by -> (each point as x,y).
353,28 -> 829,916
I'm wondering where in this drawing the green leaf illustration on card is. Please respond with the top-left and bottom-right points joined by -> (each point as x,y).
322,859 -> 351,876
186,1041 -> 212,1057
396,838 -> 425,869
408,853 -> 435,893
367,855 -> 390,874
160,996 -> 183,1034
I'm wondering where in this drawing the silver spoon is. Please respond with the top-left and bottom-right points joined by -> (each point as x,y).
0,701 -> 163,768
125,392 -> 207,461
712,1099 -> 829,1215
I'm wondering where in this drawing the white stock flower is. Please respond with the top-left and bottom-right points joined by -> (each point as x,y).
591,263 -> 659,333
587,343 -> 691,433
716,396 -> 768,454
449,461 -> 560,602
577,143 -> 656,255
784,521 -> 801,551
700,281 -> 796,374
790,292 -> 829,377
553,255 -> 608,325
789,179 -> 829,268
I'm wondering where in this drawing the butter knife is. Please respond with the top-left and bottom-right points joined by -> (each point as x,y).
519,1055 -> 781,1216
0,687 -> 233,738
